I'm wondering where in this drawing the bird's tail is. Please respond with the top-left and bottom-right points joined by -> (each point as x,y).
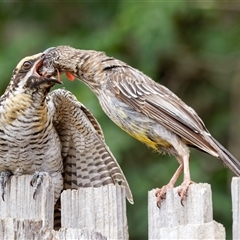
211,137 -> 240,176
53,202 -> 61,230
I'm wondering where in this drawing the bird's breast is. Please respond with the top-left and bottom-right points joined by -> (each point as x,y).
0,93 -> 32,125
99,95 -> 173,151
0,97 -> 62,174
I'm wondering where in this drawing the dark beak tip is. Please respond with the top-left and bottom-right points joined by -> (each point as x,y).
43,47 -> 56,55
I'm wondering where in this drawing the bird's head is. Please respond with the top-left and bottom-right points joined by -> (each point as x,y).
38,46 -> 76,82
8,49 -> 62,96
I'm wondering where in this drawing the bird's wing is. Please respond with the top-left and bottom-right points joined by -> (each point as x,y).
48,88 -> 133,203
107,66 -> 217,156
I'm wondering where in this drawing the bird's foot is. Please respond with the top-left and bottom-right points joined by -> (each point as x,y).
155,183 -> 174,208
0,171 -> 12,201
30,172 -> 49,199
177,179 -> 194,206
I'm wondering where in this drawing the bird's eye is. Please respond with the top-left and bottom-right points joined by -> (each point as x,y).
22,61 -> 32,70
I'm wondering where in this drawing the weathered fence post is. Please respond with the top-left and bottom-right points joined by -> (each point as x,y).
61,185 -> 129,239
231,177 -> 240,240
0,175 -> 54,227
0,175 -> 55,239
55,228 -> 106,240
148,183 -> 225,239
0,175 -> 119,239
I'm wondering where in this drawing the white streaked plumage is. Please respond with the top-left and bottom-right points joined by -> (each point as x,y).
0,52 -> 133,228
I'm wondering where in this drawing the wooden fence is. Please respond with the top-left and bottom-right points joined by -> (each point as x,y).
0,175 -> 239,239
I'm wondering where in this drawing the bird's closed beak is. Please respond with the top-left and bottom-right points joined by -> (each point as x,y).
35,49 -> 63,84
37,47 -> 76,83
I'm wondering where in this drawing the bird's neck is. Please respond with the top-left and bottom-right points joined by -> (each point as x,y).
71,50 -> 111,93
0,86 -> 49,118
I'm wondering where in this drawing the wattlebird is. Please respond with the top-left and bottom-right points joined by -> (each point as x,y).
0,50 -> 133,224
40,45 -> 240,205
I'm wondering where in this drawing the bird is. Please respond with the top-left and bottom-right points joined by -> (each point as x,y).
39,45 -> 240,205
0,50 -> 133,227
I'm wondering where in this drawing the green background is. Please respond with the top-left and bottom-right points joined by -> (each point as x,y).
1,2 -> 239,239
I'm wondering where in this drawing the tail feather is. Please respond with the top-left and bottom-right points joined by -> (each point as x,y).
54,200 -> 61,230
211,137 -> 240,176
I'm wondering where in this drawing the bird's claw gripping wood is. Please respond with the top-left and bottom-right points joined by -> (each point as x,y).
155,175 -> 193,207
177,180 -> 193,206
30,172 -> 48,199
155,186 -> 169,208
0,171 -> 12,201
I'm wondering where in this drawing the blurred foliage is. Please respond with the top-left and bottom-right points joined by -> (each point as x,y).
1,2 -> 240,239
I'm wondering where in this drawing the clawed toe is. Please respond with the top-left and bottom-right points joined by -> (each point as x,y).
155,187 -> 166,208
30,172 -> 49,199
0,171 -> 50,201
155,184 -> 174,208
0,171 -> 12,201
177,180 -> 193,206
155,180 -> 194,207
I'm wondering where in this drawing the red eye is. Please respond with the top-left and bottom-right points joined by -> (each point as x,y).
22,61 -> 32,70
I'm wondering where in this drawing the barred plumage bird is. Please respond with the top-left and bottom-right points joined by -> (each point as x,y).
0,51 -> 133,217
40,45 -> 240,205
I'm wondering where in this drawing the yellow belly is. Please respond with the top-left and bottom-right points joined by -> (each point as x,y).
104,101 -> 173,151
117,123 -> 172,151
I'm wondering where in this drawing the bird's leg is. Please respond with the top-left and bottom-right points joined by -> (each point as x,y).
30,171 -> 49,199
177,155 -> 193,205
0,171 -> 12,201
155,164 -> 183,207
